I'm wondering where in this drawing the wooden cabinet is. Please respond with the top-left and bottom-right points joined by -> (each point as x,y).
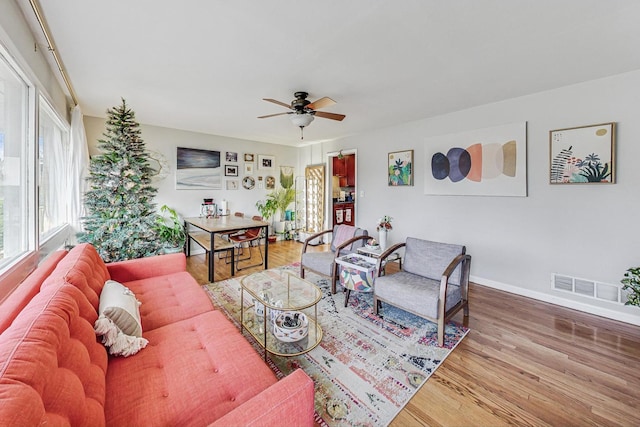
332,155 -> 355,187
344,155 -> 355,187
334,203 -> 354,226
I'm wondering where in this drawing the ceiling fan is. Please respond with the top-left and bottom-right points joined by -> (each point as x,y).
258,91 -> 346,139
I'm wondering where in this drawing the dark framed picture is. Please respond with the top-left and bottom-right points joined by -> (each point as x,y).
258,154 -> 275,170
226,151 -> 238,162
244,153 -> 255,162
225,165 -> 239,177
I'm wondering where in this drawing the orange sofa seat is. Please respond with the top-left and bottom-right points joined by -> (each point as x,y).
0,244 -> 314,426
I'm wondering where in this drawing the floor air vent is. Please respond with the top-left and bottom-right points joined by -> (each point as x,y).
552,273 -> 624,304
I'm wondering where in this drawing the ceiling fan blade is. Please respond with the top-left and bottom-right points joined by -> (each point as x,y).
307,96 -> 336,110
257,112 -> 290,119
263,98 -> 292,109
314,111 -> 346,121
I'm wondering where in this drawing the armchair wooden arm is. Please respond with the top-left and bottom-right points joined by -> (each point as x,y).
333,235 -> 371,256
376,242 -> 406,277
438,253 -> 472,331
301,229 -> 334,254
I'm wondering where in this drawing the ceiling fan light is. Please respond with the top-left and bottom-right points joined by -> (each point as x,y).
289,113 -> 314,128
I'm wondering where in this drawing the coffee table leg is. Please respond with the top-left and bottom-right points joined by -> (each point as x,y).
263,313 -> 268,362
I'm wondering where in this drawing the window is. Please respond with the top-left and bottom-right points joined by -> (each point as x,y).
38,98 -> 69,240
0,50 -> 30,271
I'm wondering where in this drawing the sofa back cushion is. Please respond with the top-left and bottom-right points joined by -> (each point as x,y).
403,237 -> 465,285
0,250 -> 67,334
41,243 -> 110,312
0,284 -> 108,426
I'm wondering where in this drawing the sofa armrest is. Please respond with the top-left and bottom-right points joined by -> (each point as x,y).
210,369 -> 315,427
107,253 -> 187,282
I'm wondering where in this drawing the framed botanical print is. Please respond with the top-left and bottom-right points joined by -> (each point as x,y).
388,150 -> 413,186
550,123 -> 615,184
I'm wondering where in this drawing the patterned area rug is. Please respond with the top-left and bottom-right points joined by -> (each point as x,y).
203,263 -> 468,426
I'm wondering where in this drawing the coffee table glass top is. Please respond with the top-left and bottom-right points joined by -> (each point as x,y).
240,269 -> 323,359
240,269 -> 322,311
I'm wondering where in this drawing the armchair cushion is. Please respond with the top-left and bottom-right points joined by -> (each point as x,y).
374,272 -> 461,319
403,237 -> 464,285
300,251 -> 337,277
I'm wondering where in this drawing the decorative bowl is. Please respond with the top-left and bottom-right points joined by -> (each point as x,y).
273,311 -> 308,342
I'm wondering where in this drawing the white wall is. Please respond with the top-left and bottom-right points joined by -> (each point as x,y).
302,70 -> 640,324
83,116 -> 299,220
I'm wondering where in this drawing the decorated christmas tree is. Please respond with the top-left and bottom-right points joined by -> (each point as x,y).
77,99 -> 163,262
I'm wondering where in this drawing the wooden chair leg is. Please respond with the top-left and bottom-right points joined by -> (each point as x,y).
373,296 -> 379,315
344,289 -> 351,307
437,318 -> 445,347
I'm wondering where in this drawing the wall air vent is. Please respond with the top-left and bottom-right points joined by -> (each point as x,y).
552,273 -> 624,304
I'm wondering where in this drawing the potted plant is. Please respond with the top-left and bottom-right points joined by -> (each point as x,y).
270,187 -> 296,234
621,267 -> 640,306
154,205 -> 187,253
255,197 -> 279,242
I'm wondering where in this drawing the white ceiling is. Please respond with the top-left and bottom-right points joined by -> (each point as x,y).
21,0 -> 640,146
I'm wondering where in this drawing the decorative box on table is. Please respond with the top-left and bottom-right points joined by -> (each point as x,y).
335,253 -> 378,292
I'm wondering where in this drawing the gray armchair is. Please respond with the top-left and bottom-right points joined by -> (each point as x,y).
373,237 -> 471,347
300,225 -> 369,294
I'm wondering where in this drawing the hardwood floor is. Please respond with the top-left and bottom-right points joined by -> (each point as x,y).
186,240 -> 640,426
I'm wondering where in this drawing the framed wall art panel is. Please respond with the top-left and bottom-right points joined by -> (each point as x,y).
424,122 -> 527,196
549,122 -> 615,184
388,150 -> 413,186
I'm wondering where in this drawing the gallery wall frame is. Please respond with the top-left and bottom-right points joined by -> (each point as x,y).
244,153 -> 254,162
176,146 -> 221,190
225,165 -> 238,176
424,122 -> 527,197
244,163 -> 254,175
388,150 -> 413,186
258,154 -> 275,170
226,179 -> 239,190
549,122 -> 616,184
226,152 -> 238,162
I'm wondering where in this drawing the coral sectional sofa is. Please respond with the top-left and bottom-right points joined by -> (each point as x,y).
0,243 -> 314,426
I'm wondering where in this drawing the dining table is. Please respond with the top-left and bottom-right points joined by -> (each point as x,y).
184,215 -> 270,282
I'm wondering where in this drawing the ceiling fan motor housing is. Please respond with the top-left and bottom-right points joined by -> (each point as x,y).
292,91 -> 311,111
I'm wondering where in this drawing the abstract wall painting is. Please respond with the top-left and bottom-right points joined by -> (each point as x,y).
549,123 -> 615,184
176,147 -> 221,190
424,122 -> 527,196
388,150 -> 413,186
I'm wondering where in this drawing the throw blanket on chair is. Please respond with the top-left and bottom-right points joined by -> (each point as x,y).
334,225 -> 357,252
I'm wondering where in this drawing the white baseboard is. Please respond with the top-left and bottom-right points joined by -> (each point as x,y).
471,275 -> 640,327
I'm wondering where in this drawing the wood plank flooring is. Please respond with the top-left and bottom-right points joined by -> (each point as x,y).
186,240 -> 640,427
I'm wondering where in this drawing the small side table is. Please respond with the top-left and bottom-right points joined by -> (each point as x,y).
356,246 -> 402,272
335,253 -> 377,307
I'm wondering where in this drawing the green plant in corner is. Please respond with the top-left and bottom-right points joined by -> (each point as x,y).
621,267 -> 640,306
154,205 -> 186,251
268,187 -> 297,222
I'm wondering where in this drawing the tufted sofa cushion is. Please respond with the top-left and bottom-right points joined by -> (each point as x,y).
123,272 -> 214,332
105,309 -> 278,426
41,243 -> 110,312
0,284 -> 108,426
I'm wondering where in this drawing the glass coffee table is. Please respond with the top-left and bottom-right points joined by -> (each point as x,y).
240,269 -> 323,361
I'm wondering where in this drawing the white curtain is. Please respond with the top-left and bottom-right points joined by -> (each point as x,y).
41,123 -> 67,233
68,105 -> 90,234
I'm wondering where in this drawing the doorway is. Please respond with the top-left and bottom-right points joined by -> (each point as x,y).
328,150 -> 357,228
